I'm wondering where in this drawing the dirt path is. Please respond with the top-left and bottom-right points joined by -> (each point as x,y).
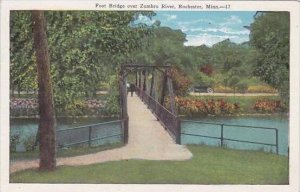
10,94 -> 192,173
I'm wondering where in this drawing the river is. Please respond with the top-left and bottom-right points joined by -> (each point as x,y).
11,115 -> 289,155
10,117 -> 121,151
181,115 -> 289,156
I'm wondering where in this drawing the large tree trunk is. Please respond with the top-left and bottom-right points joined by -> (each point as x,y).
32,11 -> 56,171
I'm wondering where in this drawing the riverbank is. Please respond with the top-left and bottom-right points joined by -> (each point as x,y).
10,143 -> 124,162
175,95 -> 287,117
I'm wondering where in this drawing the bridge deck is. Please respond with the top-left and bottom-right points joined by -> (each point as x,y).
125,93 -> 192,159
10,93 -> 192,173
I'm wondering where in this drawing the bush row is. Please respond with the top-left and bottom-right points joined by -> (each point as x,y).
253,99 -> 285,113
175,97 -> 285,116
213,85 -> 277,94
10,98 -> 112,117
175,97 -> 239,116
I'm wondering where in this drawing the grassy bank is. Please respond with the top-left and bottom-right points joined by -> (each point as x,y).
11,143 -> 123,161
10,145 -> 288,184
209,95 -> 278,111
177,95 -> 286,117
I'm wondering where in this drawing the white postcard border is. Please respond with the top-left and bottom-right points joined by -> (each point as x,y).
1,1 -> 299,192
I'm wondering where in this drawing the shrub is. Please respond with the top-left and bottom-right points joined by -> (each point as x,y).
213,85 -> 233,93
247,85 -> 277,93
10,134 -> 20,152
104,93 -> 120,115
170,67 -> 192,96
175,97 -> 239,116
23,134 -> 36,151
253,99 -> 284,113
236,81 -> 249,93
64,99 -> 88,116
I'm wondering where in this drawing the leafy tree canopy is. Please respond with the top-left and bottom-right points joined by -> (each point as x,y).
10,11 -> 156,114
249,12 -> 289,102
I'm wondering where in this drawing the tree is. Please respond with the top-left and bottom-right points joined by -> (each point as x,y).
32,11 -> 56,170
169,67 -> 192,96
128,27 -> 193,96
250,12 -> 289,104
10,11 -> 156,116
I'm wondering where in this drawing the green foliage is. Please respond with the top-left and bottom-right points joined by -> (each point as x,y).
213,85 -> 234,93
23,134 -> 36,152
176,97 -> 239,116
103,75 -> 121,115
253,99 -> 285,113
194,72 -> 215,87
130,27 -> 188,67
250,12 -> 289,104
247,84 -> 277,93
129,26 -> 263,96
170,67 -> 192,96
11,11 -> 288,116
226,75 -> 240,93
236,80 -> 249,93
10,12 -> 37,94
10,134 -> 21,152
10,11 -> 155,116
182,95 -> 285,115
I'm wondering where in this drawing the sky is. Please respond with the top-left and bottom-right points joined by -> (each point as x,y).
137,11 -> 256,47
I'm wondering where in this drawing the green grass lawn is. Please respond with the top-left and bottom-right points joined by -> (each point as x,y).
10,145 -> 288,184
10,143 -> 124,161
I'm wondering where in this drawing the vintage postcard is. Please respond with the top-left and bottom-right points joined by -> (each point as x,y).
1,0 -> 299,192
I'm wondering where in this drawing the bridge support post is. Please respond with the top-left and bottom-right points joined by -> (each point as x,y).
123,116 -> 129,144
160,72 -> 167,106
138,70 -> 142,90
167,70 -> 176,115
119,64 -> 129,144
176,117 -> 181,144
143,70 -> 147,91
149,69 -> 155,97
135,70 -> 138,86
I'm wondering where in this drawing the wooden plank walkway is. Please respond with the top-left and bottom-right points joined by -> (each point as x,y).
10,93 -> 192,173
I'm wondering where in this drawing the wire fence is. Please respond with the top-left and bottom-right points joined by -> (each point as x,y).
56,120 -> 124,148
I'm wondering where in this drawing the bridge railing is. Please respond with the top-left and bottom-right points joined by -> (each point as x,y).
181,120 -> 279,154
135,86 -> 181,144
56,119 -> 125,148
135,86 -> 280,154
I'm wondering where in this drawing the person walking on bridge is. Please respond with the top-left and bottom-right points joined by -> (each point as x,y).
129,83 -> 135,97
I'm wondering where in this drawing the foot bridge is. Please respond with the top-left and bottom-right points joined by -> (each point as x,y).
119,64 -> 181,145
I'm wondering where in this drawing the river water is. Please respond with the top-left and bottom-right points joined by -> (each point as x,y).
10,117 -> 122,151
181,115 -> 289,156
11,115 -> 289,155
